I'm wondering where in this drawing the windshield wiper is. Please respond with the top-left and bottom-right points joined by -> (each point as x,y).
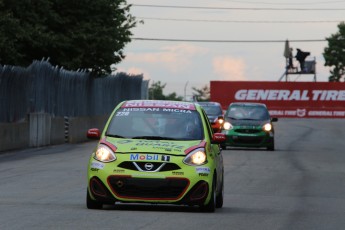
132,136 -> 177,140
106,134 -> 125,138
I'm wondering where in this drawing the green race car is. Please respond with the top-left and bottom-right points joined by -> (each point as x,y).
220,102 -> 278,151
86,100 -> 226,212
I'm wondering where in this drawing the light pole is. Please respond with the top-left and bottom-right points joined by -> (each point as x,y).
184,81 -> 189,101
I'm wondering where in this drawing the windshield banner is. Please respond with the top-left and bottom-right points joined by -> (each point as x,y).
210,81 -> 345,118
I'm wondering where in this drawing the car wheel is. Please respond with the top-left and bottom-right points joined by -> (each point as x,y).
86,189 -> 103,209
216,173 -> 224,208
200,176 -> 216,212
267,140 -> 275,151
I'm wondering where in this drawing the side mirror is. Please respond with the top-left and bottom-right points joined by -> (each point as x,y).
271,117 -> 278,122
211,133 -> 226,144
87,128 -> 101,140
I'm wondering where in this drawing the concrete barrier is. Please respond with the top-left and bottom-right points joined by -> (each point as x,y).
0,121 -> 29,152
0,114 -> 109,153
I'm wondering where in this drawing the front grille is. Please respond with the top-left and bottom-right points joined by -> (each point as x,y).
235,129 -> 261,134
232,136 -> 264,144
117,161 -> 181,172
108,176 -> 189,199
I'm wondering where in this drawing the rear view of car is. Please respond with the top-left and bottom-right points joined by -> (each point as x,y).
197,102 -> 224,133
221,102 -> 278,151
86,100 -> 226,212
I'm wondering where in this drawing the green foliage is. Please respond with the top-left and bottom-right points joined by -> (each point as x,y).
0,0 -> 138,75
323,22 -> 345,82
148,81 -> 183,101
192,84 -> 210,101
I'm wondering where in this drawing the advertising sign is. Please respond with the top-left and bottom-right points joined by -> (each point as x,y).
210,81 -> 345,118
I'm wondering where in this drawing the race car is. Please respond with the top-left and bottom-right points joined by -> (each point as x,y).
196,101 -> 224,133
86,100 -> 226,212
221,102 -> 278,151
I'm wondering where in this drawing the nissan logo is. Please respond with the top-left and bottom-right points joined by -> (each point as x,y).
144,163 -> 154,171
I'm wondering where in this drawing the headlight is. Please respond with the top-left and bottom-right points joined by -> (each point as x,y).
223,121 -> 233,130
94,144 -> 116,162
183,148 -> 207,166
263,123 -> 272,132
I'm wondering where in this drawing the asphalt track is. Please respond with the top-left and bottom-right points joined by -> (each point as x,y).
1,118 -> 345,230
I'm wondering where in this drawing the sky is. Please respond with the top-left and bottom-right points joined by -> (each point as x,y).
115,0 -> 345,99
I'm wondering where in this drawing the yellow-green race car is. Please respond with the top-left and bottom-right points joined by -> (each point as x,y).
86,100 -> 226,212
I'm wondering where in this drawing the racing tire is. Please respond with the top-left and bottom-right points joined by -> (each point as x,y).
86,189 -> 103,209
267,140 -> 275,151
215,173 -> 224,208
200,177 -> 216,213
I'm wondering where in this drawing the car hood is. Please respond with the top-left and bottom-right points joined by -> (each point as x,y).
101,137 -> 204,156
226,119 -> 270,127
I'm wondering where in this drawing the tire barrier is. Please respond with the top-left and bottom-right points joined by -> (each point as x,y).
64,116 -> 69,143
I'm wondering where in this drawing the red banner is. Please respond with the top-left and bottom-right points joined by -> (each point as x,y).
210,81 -> 345,118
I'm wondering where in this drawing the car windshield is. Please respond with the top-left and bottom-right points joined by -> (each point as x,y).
200,105 -> 223,116
226,105 -> 270,120
106,107 -> 204,140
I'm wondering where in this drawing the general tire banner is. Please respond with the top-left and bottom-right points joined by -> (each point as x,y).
210,81 -> 345,118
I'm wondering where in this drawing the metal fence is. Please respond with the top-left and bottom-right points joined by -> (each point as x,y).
0,60 -> 148,123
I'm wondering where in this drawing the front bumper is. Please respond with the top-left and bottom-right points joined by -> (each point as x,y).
88,176 -> 210,206
87,154 -> 214,206
222,129 -> 274,148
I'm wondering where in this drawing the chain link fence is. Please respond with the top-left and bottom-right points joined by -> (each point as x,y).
0,60 -> 148,123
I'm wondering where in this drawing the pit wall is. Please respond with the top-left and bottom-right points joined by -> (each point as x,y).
0,113 -> 109,153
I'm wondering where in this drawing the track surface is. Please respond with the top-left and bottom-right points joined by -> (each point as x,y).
1,119 -> 345,230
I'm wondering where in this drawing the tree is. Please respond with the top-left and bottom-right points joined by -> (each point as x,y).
192,84 -> 210,101
148,81 -> 183,101
0,0 -> 138,75
323,22 -> 345,82
149,81 -> 166,100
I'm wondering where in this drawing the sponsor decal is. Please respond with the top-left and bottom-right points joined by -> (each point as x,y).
162,108 -> 192,113
161,155 -> 171,162
269,109 -> 345,118
90,161 -> 105,170
172,172 -> 184,176
130,154 -> 159,161
115,111 -> 130,116
234,89 -> 345,101
122,108 -> 160,112
135,140 -> 184,149
113,169 -> 125,173
123,107 -> 192,113
269,109 -> 307,117
198,173 -> 209,177
152,146 -> 182,152
111,139 -> 185,150
132,173 -> 165,178
122,100 -> 196,110
196,167 -> 210,174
